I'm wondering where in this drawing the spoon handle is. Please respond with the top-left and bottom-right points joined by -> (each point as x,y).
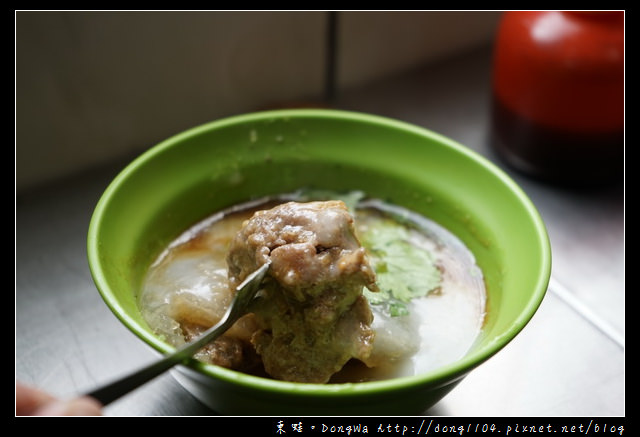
84,262 -> 270,406
85,346 -> 197,406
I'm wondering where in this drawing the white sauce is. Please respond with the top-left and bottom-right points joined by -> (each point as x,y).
139,195 -> 486,382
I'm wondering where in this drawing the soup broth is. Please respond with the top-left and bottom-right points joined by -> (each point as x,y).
139,192 -> 486,383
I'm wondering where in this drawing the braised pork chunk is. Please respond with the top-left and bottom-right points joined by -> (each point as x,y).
226,200 -> 378,383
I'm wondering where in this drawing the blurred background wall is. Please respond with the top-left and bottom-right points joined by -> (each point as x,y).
15,11 -> 501,193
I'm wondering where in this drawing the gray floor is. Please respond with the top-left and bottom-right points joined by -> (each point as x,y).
15,47 -> 624,416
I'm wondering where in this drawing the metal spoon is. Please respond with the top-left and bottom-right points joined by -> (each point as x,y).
84,261 -> 271,406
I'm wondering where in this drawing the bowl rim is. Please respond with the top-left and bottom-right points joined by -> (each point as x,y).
87,108 -> 551,397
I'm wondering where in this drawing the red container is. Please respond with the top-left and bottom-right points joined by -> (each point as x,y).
491,11 -> 624,185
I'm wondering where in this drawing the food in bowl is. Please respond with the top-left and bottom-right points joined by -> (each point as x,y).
227,199 -> 378,383
139,190 -> 487,384
88,109 -> 550,415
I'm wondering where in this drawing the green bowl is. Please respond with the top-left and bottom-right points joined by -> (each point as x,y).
87,109 -> 550,415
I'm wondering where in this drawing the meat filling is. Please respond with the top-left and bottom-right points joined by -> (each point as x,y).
226,200 -> 378,383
